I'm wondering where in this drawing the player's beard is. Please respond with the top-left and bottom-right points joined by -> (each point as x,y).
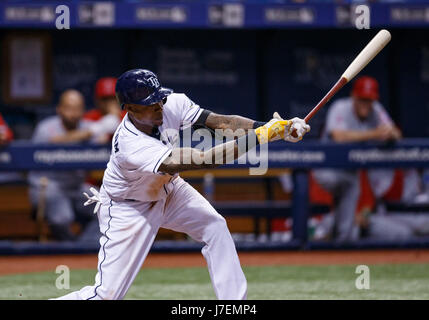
61,118 -> 79,131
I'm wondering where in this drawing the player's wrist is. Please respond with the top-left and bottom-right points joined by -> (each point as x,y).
252,121 -> 265,129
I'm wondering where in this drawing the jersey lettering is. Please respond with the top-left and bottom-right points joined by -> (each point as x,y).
113,132 -> 119,153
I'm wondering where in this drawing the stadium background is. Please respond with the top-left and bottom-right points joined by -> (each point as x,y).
1,0 -> 429,299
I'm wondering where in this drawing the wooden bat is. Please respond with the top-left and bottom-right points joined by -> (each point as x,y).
291,29 -> 391,136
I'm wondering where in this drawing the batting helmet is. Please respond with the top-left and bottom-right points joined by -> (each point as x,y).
115,69 -> 172,108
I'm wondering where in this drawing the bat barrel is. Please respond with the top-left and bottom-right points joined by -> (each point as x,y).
341,29 -> 391,82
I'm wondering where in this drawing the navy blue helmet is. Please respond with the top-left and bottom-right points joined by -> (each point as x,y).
115,69 -> 172,108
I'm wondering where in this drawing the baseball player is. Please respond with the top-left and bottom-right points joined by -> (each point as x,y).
313,76 -> 420,241
28,90 -> 120,241
0,113 -> 13,145
85,77 -> 124,122
0,112 -> 23,184
54,69 -> 310,300
84,77 -> 127,144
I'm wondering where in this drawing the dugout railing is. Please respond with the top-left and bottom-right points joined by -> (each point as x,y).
1,138 -> 429,253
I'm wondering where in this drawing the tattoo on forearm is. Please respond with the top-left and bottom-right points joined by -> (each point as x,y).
159,142 -> 241,175
205,113 -> 256,133
159,113 -> 263,175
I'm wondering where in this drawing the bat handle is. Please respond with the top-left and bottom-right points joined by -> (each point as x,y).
290,77 -> 348,138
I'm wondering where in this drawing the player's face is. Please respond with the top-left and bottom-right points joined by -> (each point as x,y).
57,92 -> 85,130
353,97 -> 374,120
125,101 -> 164,127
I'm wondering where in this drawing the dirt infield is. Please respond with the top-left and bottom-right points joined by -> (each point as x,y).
1,249 -> 429,276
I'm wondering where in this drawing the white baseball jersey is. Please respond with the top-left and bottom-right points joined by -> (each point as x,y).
102,93 -> 203,202
55,92 -> 247,300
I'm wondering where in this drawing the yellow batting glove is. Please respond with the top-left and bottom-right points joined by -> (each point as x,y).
254,118 -> 290,144
272,112 -> 311,143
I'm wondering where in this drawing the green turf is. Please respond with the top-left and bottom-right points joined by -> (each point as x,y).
1,264 -> 429,300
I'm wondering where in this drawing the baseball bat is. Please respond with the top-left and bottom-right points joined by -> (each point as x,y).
291,29 -> 391,136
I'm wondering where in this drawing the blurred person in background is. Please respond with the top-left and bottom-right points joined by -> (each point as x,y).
0,113 -> 24,183
0,113 -> 14,146
84,77 -> 126,144
28,89 -> 119,241
84,77 -> 126,186
312,76 -> 425,242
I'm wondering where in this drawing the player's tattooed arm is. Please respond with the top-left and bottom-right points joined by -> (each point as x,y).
204,112 -> 262,137
159,148 -> 218,175
159,136 -> 254,175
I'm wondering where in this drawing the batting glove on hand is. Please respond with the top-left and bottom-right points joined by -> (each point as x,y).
273,112 -> 310,143
83,187 -> 102,214
254,115 -> 290,144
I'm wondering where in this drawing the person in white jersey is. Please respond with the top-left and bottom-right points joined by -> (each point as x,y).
54,69 -> 310,300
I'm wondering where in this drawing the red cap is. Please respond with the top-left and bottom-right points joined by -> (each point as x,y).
352,76 -> 379,100
95,77 -> 117,98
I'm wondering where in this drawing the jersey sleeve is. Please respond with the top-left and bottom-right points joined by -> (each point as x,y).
119,138 -> 172,174
374,102 -> 394,126
178,94 -> 204,130
324,100 -> 349,134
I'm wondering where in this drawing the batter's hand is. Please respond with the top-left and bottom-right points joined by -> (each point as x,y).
273,112 -> 310,143
83,187 -> 102,214
254,116 -> 290,144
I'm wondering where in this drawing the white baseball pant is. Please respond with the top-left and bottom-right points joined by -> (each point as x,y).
54,177 -> 247,300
